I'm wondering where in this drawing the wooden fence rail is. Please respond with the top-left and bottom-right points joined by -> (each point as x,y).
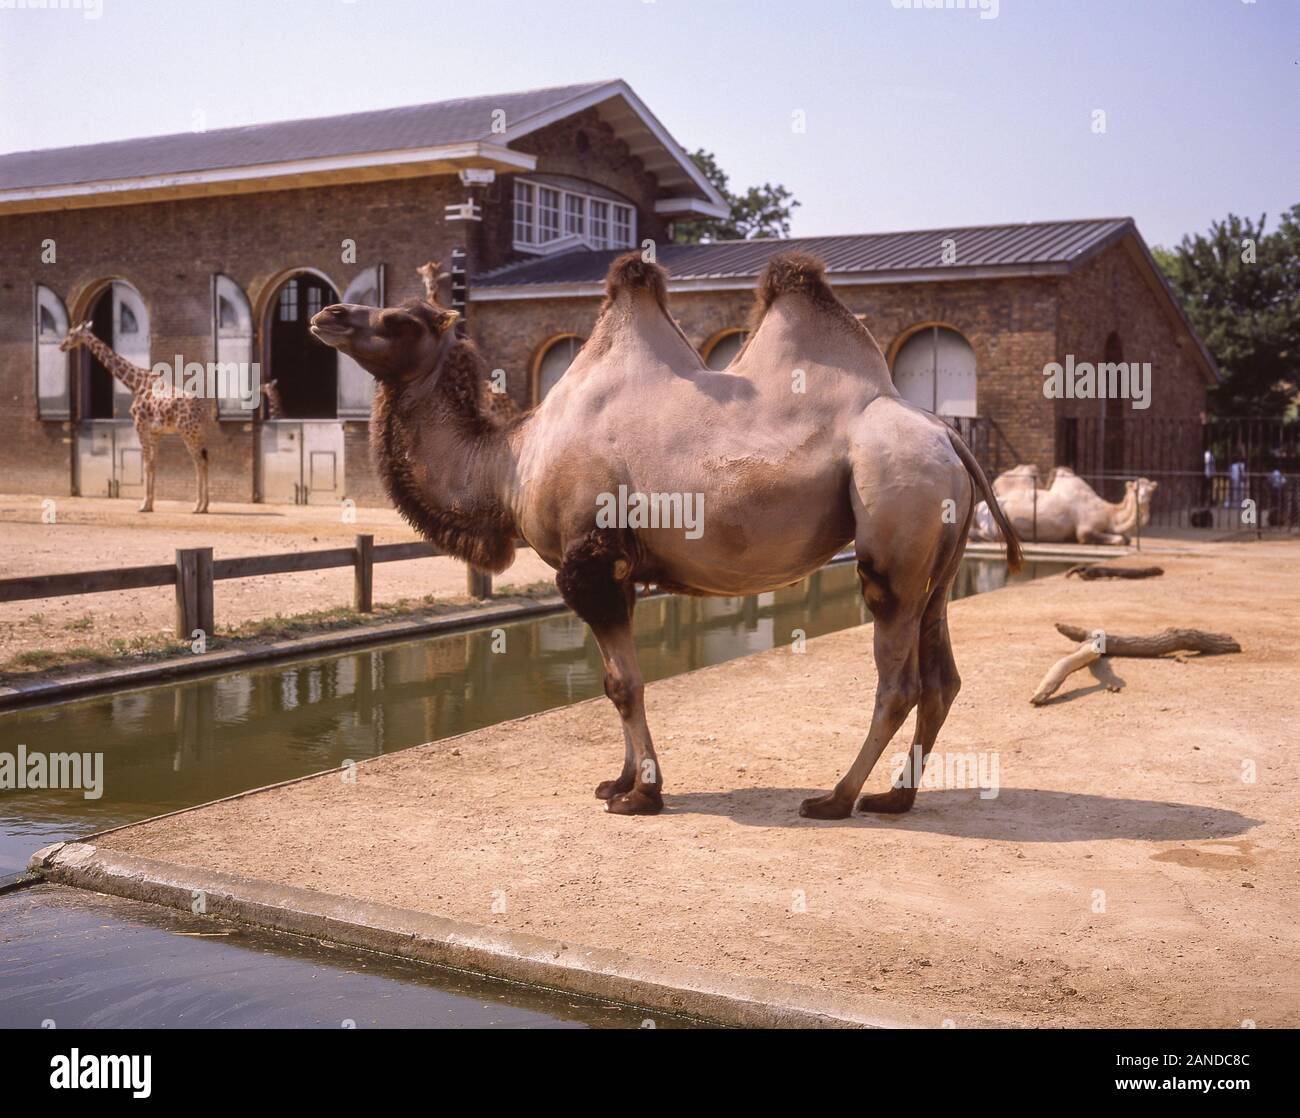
0,535 -> 495,638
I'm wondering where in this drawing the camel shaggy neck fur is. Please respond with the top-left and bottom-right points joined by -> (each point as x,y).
312,254 -> 1021,819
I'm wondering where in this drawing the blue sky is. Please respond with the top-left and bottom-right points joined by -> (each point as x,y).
1,0 -> 1294,247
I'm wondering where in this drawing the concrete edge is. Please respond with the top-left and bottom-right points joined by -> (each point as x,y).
0,593 -> 573,711
28,841 -> 1017,1030
0,546 -> 1094,711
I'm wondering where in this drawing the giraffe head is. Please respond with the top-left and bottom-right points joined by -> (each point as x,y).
59,319 -> 95,352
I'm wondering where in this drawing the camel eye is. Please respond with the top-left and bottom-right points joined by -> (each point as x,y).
383,312 -> 418,336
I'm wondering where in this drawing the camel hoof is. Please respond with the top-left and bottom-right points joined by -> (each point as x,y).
799,793 -> 853,820
595,777 -> 634,801
138,505 -> 153,514
604,789 -> 663,816
856,789 -> 917,815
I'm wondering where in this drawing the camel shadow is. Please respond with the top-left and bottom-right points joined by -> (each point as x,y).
667,786 -> 1258,842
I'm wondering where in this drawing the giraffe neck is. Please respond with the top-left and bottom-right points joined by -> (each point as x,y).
80,333 -> 150,395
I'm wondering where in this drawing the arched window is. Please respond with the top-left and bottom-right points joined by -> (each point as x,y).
891,325 -> 977,418
703,329 -> 747,371
337,265 -> 385,418
213,275 -> 254,419
266,271 -> 339,419
534,335 -> 583,403
35,285 -> 71,419
82,281 -> 150,420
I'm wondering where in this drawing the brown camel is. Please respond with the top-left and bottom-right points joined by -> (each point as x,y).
310,253 -> 1021,819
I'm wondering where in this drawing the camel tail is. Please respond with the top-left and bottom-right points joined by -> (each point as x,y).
948,430 -> 1023,573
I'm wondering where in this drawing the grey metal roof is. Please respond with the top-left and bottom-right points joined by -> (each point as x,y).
0,81 -> 610,190
476,219 -> 1135,287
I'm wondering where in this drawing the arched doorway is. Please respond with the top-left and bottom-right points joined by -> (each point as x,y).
266,272 -> 338,418
891,325 -> 977,418
702,329 -> 747,371
69,281 -> 151,501
534,334 -> 584,404
81,281 -> 150,420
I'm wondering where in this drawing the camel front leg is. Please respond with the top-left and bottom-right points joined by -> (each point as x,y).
556,529 -> 662,815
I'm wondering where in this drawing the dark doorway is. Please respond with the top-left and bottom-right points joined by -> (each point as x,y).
1101,332 -> 1125,500
268,274 -> 338,418
84,289 -> 117,419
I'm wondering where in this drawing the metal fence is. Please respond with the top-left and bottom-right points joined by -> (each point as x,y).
945,414 -> 1300,534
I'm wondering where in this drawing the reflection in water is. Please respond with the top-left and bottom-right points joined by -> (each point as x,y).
0,558 -> 1065,874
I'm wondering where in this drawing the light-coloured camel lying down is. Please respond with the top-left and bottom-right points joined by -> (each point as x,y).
309,252 -> 1022,819
972,466 -> 1156,545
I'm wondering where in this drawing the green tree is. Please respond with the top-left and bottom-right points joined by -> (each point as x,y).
1155,205 -> 1300,416
673,149 -> 800,244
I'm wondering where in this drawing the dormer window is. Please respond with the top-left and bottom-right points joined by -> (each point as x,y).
513,178 -> 636,254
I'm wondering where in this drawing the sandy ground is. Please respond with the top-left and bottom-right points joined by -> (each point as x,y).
0,494 -> 554,665
100,539 -> 1300,1027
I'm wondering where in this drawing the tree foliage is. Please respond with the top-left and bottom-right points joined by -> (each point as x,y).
1155,205 -> 1300,417
673,149 -> 800,244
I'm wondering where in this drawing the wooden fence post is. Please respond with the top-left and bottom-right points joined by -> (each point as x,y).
467,565 -> 492,600
175,547 -> 214,641
354,534 -> 374,612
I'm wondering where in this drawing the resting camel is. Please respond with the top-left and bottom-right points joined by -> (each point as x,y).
972,466 -> 1156,545
310,253 -> 1021,818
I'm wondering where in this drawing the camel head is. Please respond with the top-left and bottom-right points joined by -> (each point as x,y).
59,319 -> 94,352
310,297 -> 459,384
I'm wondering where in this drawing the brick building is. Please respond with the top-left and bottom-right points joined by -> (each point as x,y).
0,79 -> 1215,508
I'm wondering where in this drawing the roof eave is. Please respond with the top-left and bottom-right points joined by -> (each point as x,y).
471,261 -> 1074,302
0,141 -> 536,215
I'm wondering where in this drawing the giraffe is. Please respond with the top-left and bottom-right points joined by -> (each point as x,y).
260,378 -> 284,419
60,320 -> 210,513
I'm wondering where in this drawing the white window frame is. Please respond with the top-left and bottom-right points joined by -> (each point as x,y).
512,179 -> 637,254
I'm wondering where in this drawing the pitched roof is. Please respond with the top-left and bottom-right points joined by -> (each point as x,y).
476,218 -> 1135,290
0,82 -> 610,191
474,217 -> 1220,385
0,80 -> 726,217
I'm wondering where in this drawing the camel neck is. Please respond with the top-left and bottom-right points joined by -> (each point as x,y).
370,339 -> 519,573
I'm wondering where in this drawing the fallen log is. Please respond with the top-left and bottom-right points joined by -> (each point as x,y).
1065,565 -> 1164,580
1031,624 -> 1241,705
1053,623 -> 1241,656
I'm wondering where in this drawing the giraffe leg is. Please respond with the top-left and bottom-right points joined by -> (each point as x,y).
183,431 -> 209,514
137,428 -> 157,513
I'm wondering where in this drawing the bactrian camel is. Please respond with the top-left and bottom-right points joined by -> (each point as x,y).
310,252 -> 1022,819
972,465 -> 1156,546
60,321 -> 211,513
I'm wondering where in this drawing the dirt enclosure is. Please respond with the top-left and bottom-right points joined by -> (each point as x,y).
81,539 -> 1299,1027
0,494 -> 554,668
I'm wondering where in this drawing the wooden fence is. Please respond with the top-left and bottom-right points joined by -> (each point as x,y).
0,536 -> 495,639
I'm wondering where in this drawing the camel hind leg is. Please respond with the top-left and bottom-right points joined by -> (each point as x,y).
799,561 -> 925,819
181,430 -> 209,513
800,403 -> 969,820
857,569 -> 962,813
